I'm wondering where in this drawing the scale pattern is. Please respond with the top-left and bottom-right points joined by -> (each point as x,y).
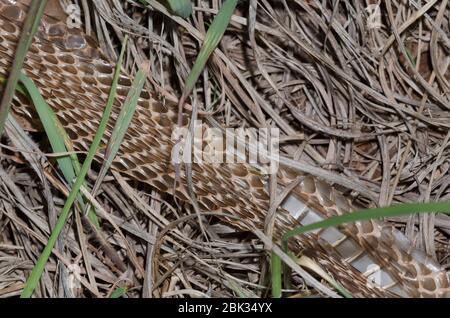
1,0 -> 449,297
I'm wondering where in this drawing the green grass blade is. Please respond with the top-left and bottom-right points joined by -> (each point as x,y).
165,0 -> 192,18
283,202 -> 450,242
0,77 -> 26,95
0,0 -> 48,135
404,46 -> 417,68
103,67 -> 147,169
18,76 -> 73,178
138,1 -> 192,18
271,251 -> 282,298
181,0 -> 238,100
92,63 -> 147,194
20,36 -> 129,298
225,280 -> 251,298
3,72 -> 99,226
18,73 -> 101,226
173,0 -> 237,180
271,202 -> 450,297
183,0 -> 238,96
110,287 -> 127,298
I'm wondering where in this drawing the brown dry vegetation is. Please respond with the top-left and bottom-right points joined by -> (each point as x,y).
0,0 -> 449,297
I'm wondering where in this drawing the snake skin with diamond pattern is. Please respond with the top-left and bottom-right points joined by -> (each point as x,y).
0,0 -> 449,297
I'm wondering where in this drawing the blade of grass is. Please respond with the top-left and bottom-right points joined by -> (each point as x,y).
0,0 -> 48,135
164,0 -> 192,18
225,280 -> 252,298
172,0 -> 239,256
172,0 -> 238,230
2,74 -> 98,225
271,251 -> 282,298
271,202 -> 450,296
86,61 -> 148,213
139,1 -> 192,18
283,202 -> 450,244
18,73 -> 99,227
0,77 -> 26,95
20,35 -> 129,298
173,0 -> 239,147
95,64 -> 147,187
110,287 -> 128,298
178,0 -> 238,107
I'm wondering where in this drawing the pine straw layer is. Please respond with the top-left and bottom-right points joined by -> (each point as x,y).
1,0 -> 450,297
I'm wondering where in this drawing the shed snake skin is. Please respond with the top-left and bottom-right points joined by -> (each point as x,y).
0,0 -> 449,297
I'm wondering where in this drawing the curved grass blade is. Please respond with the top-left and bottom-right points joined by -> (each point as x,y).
271,202 -> 450,297
18,74 -> 101,225
20,36 -> 129,298
138,1 -> 192,18
100,66 -> 147,173
165,0 -> 192,18
180,0 -> 238,103
173,0 -> 238,215
89,62 -> 147,201
283,202 -> 450,243
0,0 -> 48,135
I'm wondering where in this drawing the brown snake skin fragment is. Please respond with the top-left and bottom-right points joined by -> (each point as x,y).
0,0 -> 449,297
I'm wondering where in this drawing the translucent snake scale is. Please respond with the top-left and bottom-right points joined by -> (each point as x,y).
1,0 -> 449,297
